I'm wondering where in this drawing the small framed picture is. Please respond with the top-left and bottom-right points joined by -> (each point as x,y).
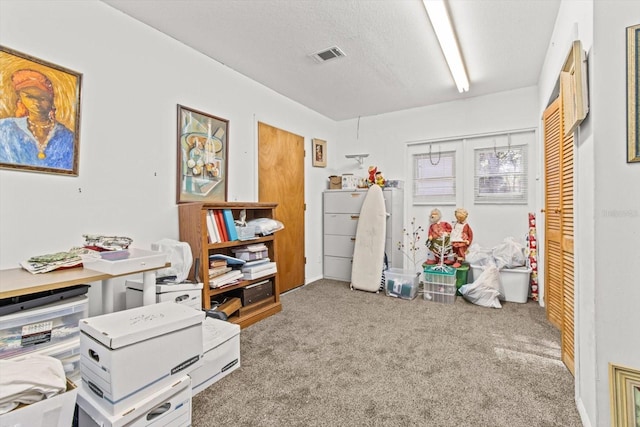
0,45 -> 82,175
312,138 -> 327,167
176,105 -> 228,203
610,363 -> 640,427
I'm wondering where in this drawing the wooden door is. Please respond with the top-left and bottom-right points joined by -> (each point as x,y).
543,97 -> 575,375
258,122 -> 305,293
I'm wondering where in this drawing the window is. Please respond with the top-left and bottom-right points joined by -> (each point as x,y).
412,150 -> 456,204
474,144 -> 528,204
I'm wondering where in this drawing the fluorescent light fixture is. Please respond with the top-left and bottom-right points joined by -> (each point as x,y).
423,0 -> 469,93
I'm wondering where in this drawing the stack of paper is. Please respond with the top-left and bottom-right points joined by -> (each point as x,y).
241,258 -> 277,280
209,269 -> 243,289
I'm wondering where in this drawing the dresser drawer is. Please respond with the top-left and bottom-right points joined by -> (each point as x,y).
324,191 -> 366,213
324,213 -> 360,235
324,235 -> 356,257
323,256 -> 353,282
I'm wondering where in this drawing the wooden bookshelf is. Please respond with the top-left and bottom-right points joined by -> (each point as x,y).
178,202 -> 281,328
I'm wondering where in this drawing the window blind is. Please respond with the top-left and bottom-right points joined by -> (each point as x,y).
413,150 -> 456,204
474,144 -> 528,204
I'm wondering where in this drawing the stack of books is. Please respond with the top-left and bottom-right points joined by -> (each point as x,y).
206,209 -> 239,243
231,243 -> 268,261
240,258 -> 277,280
208,255 -> 243,289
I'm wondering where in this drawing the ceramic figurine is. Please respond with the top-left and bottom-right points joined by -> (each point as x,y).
450,207 -> 473,268
425,208 -> 452,265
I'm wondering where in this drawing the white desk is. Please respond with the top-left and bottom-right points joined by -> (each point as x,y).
0,249 -> 169,314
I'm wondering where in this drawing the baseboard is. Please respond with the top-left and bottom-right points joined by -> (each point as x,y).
575,396 -> 592,427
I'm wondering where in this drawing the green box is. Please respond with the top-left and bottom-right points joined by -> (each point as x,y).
455,264 -> 469,295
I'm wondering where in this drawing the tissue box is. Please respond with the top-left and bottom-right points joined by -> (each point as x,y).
79,302 -> 203,414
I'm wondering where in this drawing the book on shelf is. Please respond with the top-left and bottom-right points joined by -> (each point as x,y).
209,253 -> 246,266
209,258 -> 227,268
207,210 -> 221,243
215,210 -> 229,242
209,265 -> 232,278
209,269 -> 243,288
242,264 -> 277,280
232,243 -> 268,253
222,209 -> 239,241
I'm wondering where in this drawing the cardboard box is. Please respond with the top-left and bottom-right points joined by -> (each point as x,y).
190,318 -> 240,395
77,376 -> 191,427
125,280 -> 203,310
0,379 -> 77,427
79,302 -> 204,415
328,175 -> 342,189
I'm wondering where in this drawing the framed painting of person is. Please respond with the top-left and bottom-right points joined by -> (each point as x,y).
0,46 -> 82,176
312,138 -> 327,167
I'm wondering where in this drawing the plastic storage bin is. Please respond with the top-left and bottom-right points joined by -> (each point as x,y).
384,268 -> 419,300
9,339 -> 81,384
455,264 -> 469,295
0,295 -> 88,359
423,265 -> 457,304
470,264 -> 531,303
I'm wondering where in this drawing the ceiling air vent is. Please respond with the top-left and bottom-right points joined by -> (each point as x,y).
312,46 -> 346,63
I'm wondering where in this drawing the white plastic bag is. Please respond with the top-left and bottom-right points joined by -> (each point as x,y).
465,243 -> 495,267
151,239 -> 193,283
492,237 -> 526,270
459,265 -> 503,308
246,218 -> 284,236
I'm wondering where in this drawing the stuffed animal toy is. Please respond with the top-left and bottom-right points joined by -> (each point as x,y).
367,166 -> 377,185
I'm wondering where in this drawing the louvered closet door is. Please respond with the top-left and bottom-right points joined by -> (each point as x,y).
542,96 -> 575,375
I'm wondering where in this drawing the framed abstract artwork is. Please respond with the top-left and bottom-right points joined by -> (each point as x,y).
627,24 -> 640,163
176,105 -> 228,203
312,138 -> 327,167
0,45 -> 82,175
610,363 -> 640,427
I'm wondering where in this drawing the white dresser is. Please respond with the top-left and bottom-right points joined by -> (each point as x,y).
323,188 -> 404,282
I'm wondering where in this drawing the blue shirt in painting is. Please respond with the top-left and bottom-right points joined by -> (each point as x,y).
0,117 -> 75,170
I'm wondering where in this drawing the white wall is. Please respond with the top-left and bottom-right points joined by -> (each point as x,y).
592,2 -> 640,427
537,1 -> 596,424
331,87 -> 540,270
538,1 -> 640,426
0,0 -> 334,313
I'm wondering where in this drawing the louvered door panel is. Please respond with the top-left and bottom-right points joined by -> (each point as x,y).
543,94 -> 576,376
543,98 -> 564,330
560,105 -> 575,376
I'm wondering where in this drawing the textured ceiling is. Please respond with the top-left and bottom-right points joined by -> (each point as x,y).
102,0 -> 561,121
